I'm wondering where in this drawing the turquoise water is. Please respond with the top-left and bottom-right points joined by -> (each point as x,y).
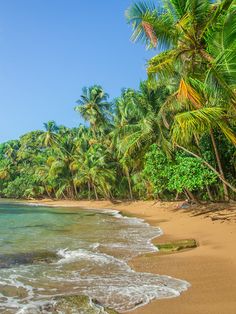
0,201 -> 189,313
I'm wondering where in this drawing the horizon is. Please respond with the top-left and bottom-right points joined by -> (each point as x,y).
0,0 -> 156,143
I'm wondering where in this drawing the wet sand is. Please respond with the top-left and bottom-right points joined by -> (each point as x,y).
29,199 -> 236,314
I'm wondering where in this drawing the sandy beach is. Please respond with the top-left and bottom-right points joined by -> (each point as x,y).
29,199 -> 236,314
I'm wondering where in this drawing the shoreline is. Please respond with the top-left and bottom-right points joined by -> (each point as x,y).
26,199 -> 236,314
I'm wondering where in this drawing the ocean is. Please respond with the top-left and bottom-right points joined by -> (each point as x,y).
0,200 -> 189,313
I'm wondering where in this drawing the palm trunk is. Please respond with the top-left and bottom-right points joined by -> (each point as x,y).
73,181 -> 78,199
193,134 -> 214,201
188,190 -> 199,203
45,187 -> 51,198
62,191 -> 67,200
184,189 -> 190,200
175,192 -> 179,200
125,169 -> 133,200
69,185 -> 74,199
88,182 -> 91,200
93,184 -> 98,200
210,130 -> 229,201
206,186 -> 214,202
185,189 -> 199,203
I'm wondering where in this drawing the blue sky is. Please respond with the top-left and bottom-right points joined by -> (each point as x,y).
0,0 -> 155,142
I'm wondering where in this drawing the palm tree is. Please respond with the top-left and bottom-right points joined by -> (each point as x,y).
116,81 -> 171,158
4,140 -> 19,163
40,121 -> 59,147
75,86 -> 111,137
0,160 -> 11,180
74,144 -> 115,200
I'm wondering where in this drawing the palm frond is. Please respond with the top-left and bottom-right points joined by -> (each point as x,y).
185,0 -> 211,24
200,0 -> 235,39
167,0 -> 188,19
147,49 -> 176,77
125,2 -> 158,48
126,1 -> 176,49
177,79 -> 203,109
172,107 -> 236,145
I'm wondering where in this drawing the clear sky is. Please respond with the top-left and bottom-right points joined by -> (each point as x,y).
0,0 -> 155,142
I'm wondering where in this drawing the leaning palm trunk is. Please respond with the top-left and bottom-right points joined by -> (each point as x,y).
209,130 -> 229,201
93,184 -> 98,200
125,168 -> 133,200
193,135 -> 214,201
88,182 -> 91,200
72,181 -> 78,199
45,186 -> 51,198
185,189 -> 199,204
206,186 -> 214,202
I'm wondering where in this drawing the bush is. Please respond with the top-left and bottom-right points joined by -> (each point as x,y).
143,144 -> 217,198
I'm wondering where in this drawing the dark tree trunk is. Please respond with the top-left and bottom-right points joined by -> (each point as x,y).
193,134 -> 214,201
88,182 -> 91,200
125,169 -> 133,200
185,189 -> 199,204
210,130 -> 229,201
93,184 -> 98,200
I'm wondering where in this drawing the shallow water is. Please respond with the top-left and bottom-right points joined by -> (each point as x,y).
0,200 -> 189,313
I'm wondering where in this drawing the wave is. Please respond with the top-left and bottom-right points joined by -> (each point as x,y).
56,248 -> 131,271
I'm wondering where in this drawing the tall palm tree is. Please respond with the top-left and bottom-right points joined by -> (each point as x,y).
40,121 -> 59,147
116,81 -> 171,158
75,86 -> 111,137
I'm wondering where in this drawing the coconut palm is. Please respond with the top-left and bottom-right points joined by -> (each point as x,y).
74,144 -> 115,200
40,121 -> 59,147
75,86 -> 111,137
116,81 -> 171,158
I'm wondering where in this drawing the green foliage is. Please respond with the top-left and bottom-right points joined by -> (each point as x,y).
126,0 -> 236,200
0,1 -> 235,201
143,144 -> 217,197
167,153 -> 217,193
143,146 -> 170,196
3,173 -> 44,199
0,79 -> 234,201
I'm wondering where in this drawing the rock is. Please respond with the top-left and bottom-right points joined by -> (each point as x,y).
156,239 -> 197,253
0,251 -> 58,268
53,295 -> 118,314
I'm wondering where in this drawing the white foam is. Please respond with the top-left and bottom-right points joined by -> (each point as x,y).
56,248 -> 131,270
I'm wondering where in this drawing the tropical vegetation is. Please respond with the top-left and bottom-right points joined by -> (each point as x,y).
0,0 -> 235,202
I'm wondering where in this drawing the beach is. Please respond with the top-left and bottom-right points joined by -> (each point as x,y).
29,199 -> 236,314
1,1 -> 235,312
